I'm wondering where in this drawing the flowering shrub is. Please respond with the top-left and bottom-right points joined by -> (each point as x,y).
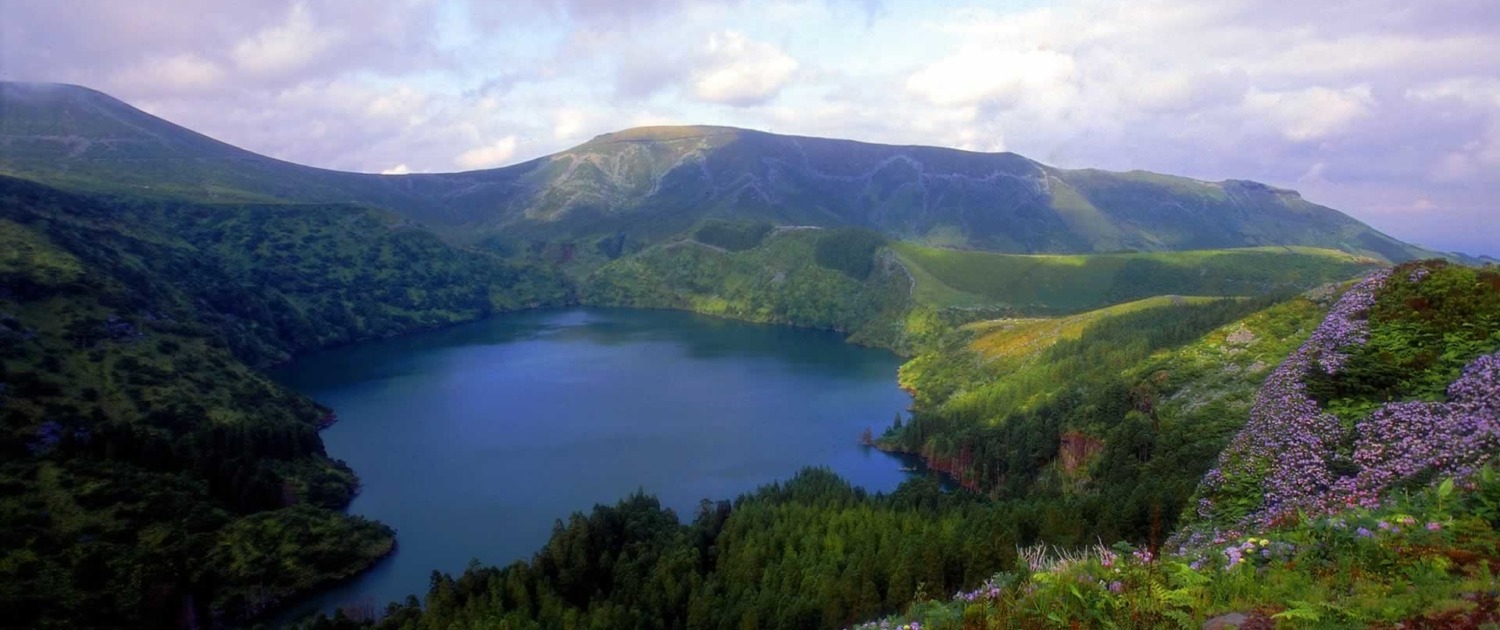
852,465 -> 1500,629
849,620 -> 922,630
953,575 -> 1006,603
1188,266 -> 1500,539
1193,270 -> 1391,529
1341,353 -> 1500,506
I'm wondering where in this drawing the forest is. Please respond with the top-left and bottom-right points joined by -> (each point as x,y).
0,176 -> 569,627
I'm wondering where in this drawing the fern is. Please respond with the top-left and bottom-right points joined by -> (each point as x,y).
1271,601 -> 1323,622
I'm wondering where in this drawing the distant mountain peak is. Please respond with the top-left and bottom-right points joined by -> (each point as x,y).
583,125 -> 747,145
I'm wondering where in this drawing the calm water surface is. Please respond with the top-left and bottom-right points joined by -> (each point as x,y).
273,308 -> 921,619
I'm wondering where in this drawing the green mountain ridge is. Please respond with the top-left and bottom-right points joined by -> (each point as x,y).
0,82 -> 1438,262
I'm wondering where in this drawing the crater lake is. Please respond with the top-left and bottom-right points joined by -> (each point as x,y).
271,308 -> 923,619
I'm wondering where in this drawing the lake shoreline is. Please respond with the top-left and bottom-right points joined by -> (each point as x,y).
269,307 -> 920,621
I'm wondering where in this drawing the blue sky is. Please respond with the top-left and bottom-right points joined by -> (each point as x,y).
2,0 -> 1497,256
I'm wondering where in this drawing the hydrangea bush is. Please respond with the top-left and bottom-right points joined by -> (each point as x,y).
1183,266 -> 1500,547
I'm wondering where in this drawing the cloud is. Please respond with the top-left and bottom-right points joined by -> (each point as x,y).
613,47 -> 692,100
691,31 -> 799,106
455,136 -> 520,169
552,108 -> 589,140
473,0 -> 745,33
1243,86 -> 1375,142
115,53 -> 226,93
1407,77 -> 1500,108
231,2 -> 339,78
381,163 -> 412,175
906,46 -> 1075,109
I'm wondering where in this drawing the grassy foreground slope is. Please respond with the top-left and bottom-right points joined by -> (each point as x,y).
854,260 -> 1500,629
0,177 -> 569,627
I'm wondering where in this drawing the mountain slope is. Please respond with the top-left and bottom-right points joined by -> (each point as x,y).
0,82 -> 1434,261
0,176 -> 569,626
893,243 -> 1379,312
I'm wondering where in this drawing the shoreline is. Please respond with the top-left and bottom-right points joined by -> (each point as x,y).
241,537 -> 399,628
870,441 -> 983,494
262,304 -> 921,623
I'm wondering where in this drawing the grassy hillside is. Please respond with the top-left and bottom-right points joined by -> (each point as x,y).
962,295 -> 1230,360
581,227 -> 912,348
894,242 -> 1379,313
579,225 -> 1377,358
0,82 -> 1438,261
854,464 -> 1500,629
888,290 -> 1334,521
0,177 -> 570,627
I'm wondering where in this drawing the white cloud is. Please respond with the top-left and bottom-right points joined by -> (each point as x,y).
691,31 -> 799,106
905,46 -> 1075,109
364,86 -> 429,124
231,2 -> 339,78
1406,77 -> 1500,108
115,53 -> 225,93
553,107 -> 588,140
454,136 -> 519,169
381,163 -> 412,175
1242,85 -> 1376,142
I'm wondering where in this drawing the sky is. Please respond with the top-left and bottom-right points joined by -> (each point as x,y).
1,0 -> 1497,256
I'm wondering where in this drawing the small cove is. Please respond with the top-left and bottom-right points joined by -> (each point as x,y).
272,307 -> 931,620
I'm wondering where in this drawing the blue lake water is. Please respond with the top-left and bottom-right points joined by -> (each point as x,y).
271,308 -> 921,619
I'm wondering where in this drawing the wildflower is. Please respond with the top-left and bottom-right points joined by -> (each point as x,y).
1356,527 -> 1373,538
1109,581 -> 1124,593
1191,271 -> 1393,530
1426,522 -> 1442,532
1225,547 -> 1244,567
